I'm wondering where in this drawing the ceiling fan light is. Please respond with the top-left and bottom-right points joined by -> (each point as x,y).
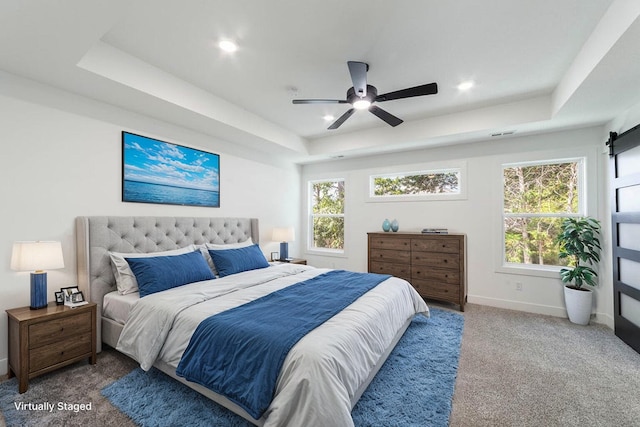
353,99 -> 371,110
218,40 -> 238,53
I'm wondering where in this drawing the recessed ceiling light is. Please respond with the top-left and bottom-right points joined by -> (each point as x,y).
323,115 -> 335,121
457,81 -> 474,91
218,40 -> 238,53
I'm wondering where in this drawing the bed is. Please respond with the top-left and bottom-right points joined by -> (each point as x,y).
76,216 -> 429,427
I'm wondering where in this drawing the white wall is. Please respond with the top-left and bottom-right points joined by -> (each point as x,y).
0,83 -> 301,375
301,127 -> 612,324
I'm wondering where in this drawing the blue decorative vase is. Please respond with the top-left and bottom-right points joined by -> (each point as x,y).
391,219 -> 399,232
382,219 -> 391,232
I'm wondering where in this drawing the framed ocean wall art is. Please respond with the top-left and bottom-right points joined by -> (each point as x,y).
122,131 -> 220,208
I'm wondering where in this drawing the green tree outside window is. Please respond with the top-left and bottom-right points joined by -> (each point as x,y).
310,180 -> 344,250
372,170 -> 460,196
503,160 -> 582,266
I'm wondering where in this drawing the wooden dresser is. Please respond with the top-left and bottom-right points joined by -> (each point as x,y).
368,232 -> 466,311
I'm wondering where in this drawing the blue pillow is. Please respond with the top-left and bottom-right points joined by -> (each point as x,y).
126,251 -> 215,297
208,244 -> 270,277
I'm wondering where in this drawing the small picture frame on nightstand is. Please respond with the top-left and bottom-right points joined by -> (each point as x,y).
270,252 -> 279,262
60,286 -> 88,307
70,291 -> 85,304
54,292 -> 64,305
61,286 -> 80,301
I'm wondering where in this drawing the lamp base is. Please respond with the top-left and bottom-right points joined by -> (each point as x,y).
279,242 -> 289,261
30,272 -> 48,310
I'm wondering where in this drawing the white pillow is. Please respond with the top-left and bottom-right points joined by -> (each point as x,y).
110,245 -> 196,295
198,238 -> 254,275
205,238 -> 254,251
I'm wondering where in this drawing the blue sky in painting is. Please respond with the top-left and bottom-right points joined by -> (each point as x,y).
123,133 -> 219,192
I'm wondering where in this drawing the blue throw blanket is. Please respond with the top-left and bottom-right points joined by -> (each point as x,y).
175,270 -> 390,419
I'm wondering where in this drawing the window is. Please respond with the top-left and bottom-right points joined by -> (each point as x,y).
502,158 -> 584,268
309,179 -> 344,252
368,163 -> 466,202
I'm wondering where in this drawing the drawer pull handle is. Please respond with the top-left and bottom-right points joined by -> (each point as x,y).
443,259 -> 448,263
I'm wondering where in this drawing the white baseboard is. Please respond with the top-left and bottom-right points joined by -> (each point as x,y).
468,295 -> 614,330
468,295 -> 567,317
0,357 -> 7,376
593,311 -> 614,329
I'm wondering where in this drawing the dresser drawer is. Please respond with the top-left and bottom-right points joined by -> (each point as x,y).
411,267 -> 460,285
29,311 -> 91,349
412,252 -> 460,269
411,238 -> 460,253
369,237 -> 411,251
411,279 -> 460,302
29,333 -> 92,373
370,248 -> 411,264
370,261 -> 411,281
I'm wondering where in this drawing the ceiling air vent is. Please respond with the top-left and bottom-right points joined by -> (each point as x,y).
491,130 -> 516,137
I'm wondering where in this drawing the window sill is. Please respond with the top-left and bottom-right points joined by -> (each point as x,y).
305,249 -> 347,259
496,263 -> 563,279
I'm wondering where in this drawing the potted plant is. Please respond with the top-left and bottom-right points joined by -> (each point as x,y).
556,217 -> 602,325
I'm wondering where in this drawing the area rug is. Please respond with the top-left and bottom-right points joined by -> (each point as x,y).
100,308 -> 463,427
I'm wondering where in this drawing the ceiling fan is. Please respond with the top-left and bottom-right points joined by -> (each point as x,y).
292,61 -> 438,130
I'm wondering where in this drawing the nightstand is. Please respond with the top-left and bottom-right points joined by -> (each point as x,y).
6,302 -> 97,393
288,258 -> 307,265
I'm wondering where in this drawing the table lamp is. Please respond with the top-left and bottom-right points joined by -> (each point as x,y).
272,227 -> 295,261
11,241 -> 65,309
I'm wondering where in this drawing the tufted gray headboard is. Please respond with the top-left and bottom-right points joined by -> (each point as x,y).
76,216 -> 259,351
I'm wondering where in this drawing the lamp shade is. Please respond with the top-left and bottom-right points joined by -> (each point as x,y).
11,241 -> 65,272
272,227 -> 295,242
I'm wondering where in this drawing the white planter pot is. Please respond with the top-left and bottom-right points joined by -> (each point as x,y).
563,286 -> 593,325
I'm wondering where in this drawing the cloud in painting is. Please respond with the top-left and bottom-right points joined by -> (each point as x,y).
123,133 -> 219,192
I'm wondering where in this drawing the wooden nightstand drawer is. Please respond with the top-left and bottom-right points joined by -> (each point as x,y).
30,333 -> 92,373
29,311 -> 91,348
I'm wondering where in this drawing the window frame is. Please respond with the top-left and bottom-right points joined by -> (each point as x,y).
367,161 -> 467,202
499,156 -> 587,275
307,177 -> 346,256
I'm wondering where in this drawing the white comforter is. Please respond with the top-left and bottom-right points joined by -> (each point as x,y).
117,264 -> 429,427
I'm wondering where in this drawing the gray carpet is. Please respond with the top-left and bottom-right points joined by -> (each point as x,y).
1,303 -> 639,426
450,304 -> 640,426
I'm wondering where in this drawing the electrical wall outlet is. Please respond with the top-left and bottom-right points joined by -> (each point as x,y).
515,282 -> 523,291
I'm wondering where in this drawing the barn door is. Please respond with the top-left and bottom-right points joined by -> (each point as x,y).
608,127 -> 640,354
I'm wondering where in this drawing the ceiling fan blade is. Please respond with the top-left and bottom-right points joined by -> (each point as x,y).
369,105 -> 403,127
328,109 -> 356,130
347,61 -> 368,98
292,99 -> 348,104
376,82 -> 438,102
